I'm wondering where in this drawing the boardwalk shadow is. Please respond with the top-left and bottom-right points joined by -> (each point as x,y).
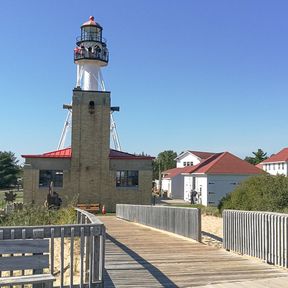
105,233 -> 178,288
201,231 -> 223,242
103,268 -> 116,288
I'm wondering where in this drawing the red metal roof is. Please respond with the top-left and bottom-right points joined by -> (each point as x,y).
22,148 -> 154,160
22,148 -> 72,159
82,16 -> 101,28
261,148 -> 288,163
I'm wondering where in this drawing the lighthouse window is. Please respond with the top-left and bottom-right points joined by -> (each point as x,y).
116,170 -> 139,187
39,170 -> 63,188
89,101 -> 95,113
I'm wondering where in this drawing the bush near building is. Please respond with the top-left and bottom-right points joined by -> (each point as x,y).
0,205 -> 76,226
219,174 -> 288,213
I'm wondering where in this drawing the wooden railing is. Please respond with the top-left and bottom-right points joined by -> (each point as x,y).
0,208 -> 106,287
116,204 -> 201,242
223,210 -> 288,268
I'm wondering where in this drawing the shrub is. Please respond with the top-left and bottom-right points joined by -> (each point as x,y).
0,205 -> 77,226
218,174 -> 288,213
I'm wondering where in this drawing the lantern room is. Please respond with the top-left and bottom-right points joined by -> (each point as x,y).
74,16 -> 109,90
74,16 -> 109,66
79,16 -> 103,43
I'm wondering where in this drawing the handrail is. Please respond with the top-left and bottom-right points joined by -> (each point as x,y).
75,207 -> 103,225
116,204 -> 202,242
0,208 -> 106,287
223,209 -> 288,268
74,49 -> 109,63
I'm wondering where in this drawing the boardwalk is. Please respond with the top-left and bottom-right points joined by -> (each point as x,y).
100,216 -> 288,288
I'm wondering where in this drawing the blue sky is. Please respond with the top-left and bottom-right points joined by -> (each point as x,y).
1,0 -> 288,163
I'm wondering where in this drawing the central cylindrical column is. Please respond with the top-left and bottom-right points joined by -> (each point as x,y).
77,62 -> 101,91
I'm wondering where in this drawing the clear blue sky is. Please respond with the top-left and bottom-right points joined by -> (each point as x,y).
1,0 -> 288,163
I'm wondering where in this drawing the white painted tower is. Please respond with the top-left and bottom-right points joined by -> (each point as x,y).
58,16 -> 121,151
74,16 -> 109,91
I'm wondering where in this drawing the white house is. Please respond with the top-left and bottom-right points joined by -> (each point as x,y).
161,167 -> 190,199
175,150 -> 215,167
259,148 -> 288,176
182,152 -> 265,206
162,150 -> 216,199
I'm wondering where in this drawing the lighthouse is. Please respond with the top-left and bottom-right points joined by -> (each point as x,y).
70,16 -> 112,204
22,16 -> 154,211
74,16 -> 109,91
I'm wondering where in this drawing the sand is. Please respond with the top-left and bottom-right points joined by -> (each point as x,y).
201,214 -> 223,248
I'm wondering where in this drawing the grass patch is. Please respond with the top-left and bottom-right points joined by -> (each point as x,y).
168,204 -> 222,217
0,205 -> 77,226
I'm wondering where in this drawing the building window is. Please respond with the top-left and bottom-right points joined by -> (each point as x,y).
278,163 -> 281,170
282,163 -> 285,169
39,170 -> 63,188
183,162 -> 187,166
116,170 -> 139,187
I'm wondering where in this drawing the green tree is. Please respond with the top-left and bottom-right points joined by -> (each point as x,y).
244,149 -> 268,165
219,174 -> 288,213
153,150 -> 177,179
0,151 -> 20,188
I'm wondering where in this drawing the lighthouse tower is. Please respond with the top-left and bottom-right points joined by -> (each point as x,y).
74,16 -> 108,90
71,16 -> 112,204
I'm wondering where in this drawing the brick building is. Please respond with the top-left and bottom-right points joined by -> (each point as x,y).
22,17 -> 153,211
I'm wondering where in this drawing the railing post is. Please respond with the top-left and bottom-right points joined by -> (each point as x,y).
222,210 -> 288,269
32,228 -> 44,288
85,216 -> 90,283
99,225 -> 106,284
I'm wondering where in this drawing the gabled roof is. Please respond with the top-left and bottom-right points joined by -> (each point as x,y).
175,150 -> 216,161
188,151 -> 216,160
22,148 -> 154,160
190,152 -> 265,175
162,151 -> 264,178
162,166 -> 194,179
261,148 -> 288,163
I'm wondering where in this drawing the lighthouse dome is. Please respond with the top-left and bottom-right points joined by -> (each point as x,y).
81,16 -> 102,28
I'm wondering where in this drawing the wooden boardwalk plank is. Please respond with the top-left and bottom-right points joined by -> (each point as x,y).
100,216 -> 288,288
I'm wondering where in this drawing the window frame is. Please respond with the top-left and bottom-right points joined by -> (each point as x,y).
39,170 -> 64,188
116,170 -> 139,188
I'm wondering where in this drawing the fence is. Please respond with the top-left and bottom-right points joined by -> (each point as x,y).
116,204 -> 201,242
223,210 -> 288,268
0,208 -> 106,287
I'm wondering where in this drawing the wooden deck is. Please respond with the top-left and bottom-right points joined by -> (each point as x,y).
100,216 -> 288,288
